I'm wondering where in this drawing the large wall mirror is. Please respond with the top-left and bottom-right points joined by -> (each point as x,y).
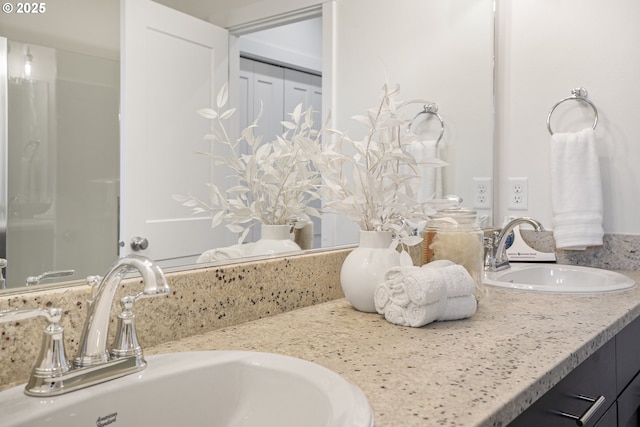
0,0 -> 494,292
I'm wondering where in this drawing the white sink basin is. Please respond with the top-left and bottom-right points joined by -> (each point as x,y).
484,263 -> 635,294
0,351 -> 373,427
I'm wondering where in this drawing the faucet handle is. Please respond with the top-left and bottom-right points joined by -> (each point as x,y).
85,275 -> 102,304
1,307 -> 71,394
111,295 -> 144,362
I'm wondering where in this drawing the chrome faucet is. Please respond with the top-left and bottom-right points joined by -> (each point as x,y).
485,217 -> 545,272
75,255 -> 169,367
0,255 -> 170,396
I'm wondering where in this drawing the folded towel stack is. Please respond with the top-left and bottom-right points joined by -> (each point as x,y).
374,260 -> 477,327
550,127 -> 604,250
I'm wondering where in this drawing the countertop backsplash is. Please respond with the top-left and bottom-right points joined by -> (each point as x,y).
521,231 -> 640,270
0,249 -> 348,389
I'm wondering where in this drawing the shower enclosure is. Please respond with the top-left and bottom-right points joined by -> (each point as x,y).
0,37 -> 119,288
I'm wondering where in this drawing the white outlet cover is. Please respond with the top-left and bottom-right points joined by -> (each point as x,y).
508,177 -> 528,210
472,177 -> 492,209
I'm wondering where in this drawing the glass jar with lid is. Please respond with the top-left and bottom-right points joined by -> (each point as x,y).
423,208 -> 484,286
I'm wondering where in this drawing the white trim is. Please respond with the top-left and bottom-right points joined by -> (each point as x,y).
227,5 -> 322,36
0,37 -> 7,259
320,1 -> 338,247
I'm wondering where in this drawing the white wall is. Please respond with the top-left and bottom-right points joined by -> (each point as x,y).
0,0 -> 119,60
329,0 -> 495,245
496,0 -> 640,234
239,17 -> 322,73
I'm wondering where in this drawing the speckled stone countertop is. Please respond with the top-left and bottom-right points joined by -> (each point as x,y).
145,270 -> 640,427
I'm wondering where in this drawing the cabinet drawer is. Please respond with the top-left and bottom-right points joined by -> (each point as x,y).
596,403 -> 617,427
617,315 -> 640,395
618,369 -> 640,427
510,338 -> 616,426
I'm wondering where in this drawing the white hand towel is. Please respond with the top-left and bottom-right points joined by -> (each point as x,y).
405,139 -> 443,200
550,128 -> 604,250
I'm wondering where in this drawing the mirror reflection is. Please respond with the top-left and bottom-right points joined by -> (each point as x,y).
0,0 -> 494,291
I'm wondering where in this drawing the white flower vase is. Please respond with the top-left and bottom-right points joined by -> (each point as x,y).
340,230 -> 402,313
250,224 -> 301,256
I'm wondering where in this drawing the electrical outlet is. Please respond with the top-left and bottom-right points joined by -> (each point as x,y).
508,177 -> 528,210
472,177 -> 492,209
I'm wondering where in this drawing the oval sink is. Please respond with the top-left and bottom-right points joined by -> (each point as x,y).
484,263 -> 635,294
0,351 -> 373,427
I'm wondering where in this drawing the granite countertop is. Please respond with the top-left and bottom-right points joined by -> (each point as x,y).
146,270 -> 640,427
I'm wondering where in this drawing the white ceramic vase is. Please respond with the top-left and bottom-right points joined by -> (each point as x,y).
250,224 -> 301,256
340,230 -> 402,313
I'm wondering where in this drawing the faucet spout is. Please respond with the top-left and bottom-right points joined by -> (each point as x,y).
75,255 -> 170,368
487,217 -> 545,272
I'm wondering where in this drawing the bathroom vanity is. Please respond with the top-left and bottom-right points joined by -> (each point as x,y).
510,312 -> 640,426
144,270 -> 640,426
1,254 -> 639,426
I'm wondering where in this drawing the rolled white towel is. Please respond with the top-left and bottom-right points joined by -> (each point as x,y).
388,283 -> 412,307
384,266 -> 420,282
389,267 -> 443,306
376,261 -> 478,328
379,262 -> 474,309
422,260 -> 455,269
383,303 -> 408,326
404,302 -> 439,327
435,264 -> 476,298
374,281 -> 392,314
383,294 -> 476,327
438,295 -> 477,321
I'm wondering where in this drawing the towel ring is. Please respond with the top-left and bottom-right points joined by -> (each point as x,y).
408,103 -> 445,145
546,87 -> 598,135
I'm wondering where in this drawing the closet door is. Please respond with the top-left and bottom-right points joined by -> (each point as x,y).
238,59 -> 285,242
284,68 -> 322,248
284,69 -> 322,127
252,61 -> 285,143
238,58 -> 254,132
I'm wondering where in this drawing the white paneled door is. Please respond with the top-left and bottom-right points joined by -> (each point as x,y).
121,0 -> 232,262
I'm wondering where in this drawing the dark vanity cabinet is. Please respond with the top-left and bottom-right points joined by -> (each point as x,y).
616,315 -> 640,427
510,315 -> 640,427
